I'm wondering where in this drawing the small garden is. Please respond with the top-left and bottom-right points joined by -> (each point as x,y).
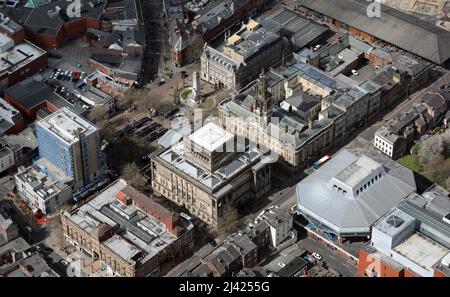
398,129 -> 450,191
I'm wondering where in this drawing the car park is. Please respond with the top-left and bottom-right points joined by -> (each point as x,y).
164,108 -> 180,119
132,116 -> 152,130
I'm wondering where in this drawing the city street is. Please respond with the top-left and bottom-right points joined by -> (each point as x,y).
341,69 -> 450,154
297,235 -> 358,277
141,0 -> 169,85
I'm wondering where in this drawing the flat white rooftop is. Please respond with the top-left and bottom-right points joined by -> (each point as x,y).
38,108 -> 97,144
0,39 -> 45,74
188,122 -> 234,152
103,235 -> 141,263
394,232 -> 449,272
335,155 -> 382,188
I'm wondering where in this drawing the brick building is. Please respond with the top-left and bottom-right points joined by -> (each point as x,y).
0,0 -> 108,49
4,75 -> 84,122
0,33 -> 47,92
61,179 -> 195,277
358,185 -> 450,277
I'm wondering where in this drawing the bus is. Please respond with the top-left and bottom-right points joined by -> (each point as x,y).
313,155 -> 331,169
180,212 -> 194,222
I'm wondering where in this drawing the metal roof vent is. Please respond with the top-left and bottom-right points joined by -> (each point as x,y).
386,215 -> 404,228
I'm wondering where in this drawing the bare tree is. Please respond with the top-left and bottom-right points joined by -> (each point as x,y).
135,91 -> 165,115
214,90 -> 229,103
419,136 -> 446,164
122,162 -> 147,191
116,89 -> 135,111
424,154 -> 450,187
216,204 -> 240,239
87,107 -> 107,125
185,34 -> 205,64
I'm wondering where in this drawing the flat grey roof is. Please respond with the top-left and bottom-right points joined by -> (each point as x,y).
1,0 -> 106,36
67,179 -> 182,266
296,148 -> 417,235
261,7 -> 328,51
158,141 -> 264,193
226,25 -> 282,61
394,232 -> 449,272
5,76 -> 84,115
298,0 -> 450,64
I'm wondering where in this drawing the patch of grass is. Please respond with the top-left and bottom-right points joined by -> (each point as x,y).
163,68 -> 173,78
179,87 -> 192,101
398,154 -> 422,173
410,143 -> 420,155
198,98 -> 215,110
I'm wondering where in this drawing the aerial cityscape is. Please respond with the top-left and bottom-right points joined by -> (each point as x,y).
0,0 -> 449,280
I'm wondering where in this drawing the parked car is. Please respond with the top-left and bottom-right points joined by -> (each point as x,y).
60,260 -> 70,267
164,107 -> 180,119
209,239 -> 217,247
312,252 -> 322,261
351,69 -> 359,76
